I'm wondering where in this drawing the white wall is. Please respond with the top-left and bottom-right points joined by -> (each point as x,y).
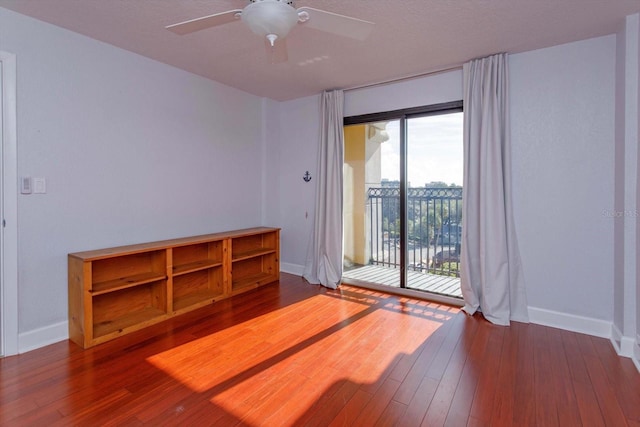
262,97 -> 281,227
345,70 -> 463,117
510,36 -> 616,327
267,95 -> 320,274
0,8 -> 265,351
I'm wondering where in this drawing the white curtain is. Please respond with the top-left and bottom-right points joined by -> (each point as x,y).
303,90 -> 344,289
460,53 -> 529,325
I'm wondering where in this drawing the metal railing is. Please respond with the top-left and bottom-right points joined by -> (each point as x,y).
367,186 -> 462,277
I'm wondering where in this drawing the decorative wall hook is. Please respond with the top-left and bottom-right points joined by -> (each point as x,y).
303,171 -> 312,182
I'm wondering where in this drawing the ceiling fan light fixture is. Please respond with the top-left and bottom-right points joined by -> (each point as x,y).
241,0 -> 299,43
166,0 -> 374,63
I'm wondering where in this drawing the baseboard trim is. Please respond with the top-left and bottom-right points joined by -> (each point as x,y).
18,321 -> 68,354
610,323 -> 636,357
527,306 -> 611,338
634,336 -> 640,373
281,262 -> 305,276
611,323 -> 623,351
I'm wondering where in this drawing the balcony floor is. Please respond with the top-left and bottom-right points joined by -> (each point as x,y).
342,264 -> 462,298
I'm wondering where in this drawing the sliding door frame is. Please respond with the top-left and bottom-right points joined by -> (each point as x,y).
344,100 -> 463,289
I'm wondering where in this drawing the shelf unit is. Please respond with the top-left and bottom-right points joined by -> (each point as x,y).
68,227 -> 279,348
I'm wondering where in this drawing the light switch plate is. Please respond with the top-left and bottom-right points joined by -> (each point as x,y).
20,177 -> 32,194
33,177 -> 46,194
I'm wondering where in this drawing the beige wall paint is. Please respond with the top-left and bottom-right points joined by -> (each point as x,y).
344,125 -> 367,265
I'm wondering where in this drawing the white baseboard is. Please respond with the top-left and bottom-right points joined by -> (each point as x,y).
281,262 -> 304,276
527,307 -> 640,372
634,336 -> 640,373
610,323 -> 623,351
18,320 -> 68,354
610,323 -> 636,358
527,306 -> 611,338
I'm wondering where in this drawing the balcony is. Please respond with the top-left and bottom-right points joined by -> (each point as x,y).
343,186 -> 462,299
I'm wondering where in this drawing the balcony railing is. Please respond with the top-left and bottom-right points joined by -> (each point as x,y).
367,186 -> 462,278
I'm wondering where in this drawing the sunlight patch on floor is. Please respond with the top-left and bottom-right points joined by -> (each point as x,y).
145,285 -> 456,426
145,293 -> 370,392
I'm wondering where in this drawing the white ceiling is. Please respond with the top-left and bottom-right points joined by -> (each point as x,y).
1,0 -> 639,101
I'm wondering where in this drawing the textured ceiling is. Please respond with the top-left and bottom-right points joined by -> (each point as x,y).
1,0 -> 639,101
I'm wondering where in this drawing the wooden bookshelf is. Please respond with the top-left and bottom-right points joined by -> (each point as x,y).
68,227 -> 279,348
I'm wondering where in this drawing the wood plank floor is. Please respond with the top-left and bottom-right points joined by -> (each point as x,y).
1,272 -> 639,426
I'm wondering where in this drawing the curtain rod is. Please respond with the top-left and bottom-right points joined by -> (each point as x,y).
344,64 -> 463,92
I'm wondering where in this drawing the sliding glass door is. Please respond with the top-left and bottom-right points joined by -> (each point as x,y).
342,103 -> 463,299
405,113 -> 463,296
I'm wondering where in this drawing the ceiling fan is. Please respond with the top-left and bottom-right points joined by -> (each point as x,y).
165,0 -> 375,63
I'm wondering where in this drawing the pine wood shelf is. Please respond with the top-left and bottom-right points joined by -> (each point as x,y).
91,272 -> 168,295
68,227 -> 280,348
232,248 -> 277,262
172,260 -> 223,277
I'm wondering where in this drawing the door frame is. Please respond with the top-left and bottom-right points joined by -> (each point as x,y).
1,51 -> 18,356
344,101 -> 463,289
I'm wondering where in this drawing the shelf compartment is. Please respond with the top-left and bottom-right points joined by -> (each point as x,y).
93,307 -> 167,341
172,267 -> 224,313
91,250 -> 166,293
232,272 -> 278,292
173,290 -> 221,313
92,280 -> 167,339
231,254 -> 278,292
231,232 -> 277,261
172,241 -> 224,276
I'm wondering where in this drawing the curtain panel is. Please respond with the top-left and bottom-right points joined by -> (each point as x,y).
460,53 -> 529,325
303,90 -> 344,289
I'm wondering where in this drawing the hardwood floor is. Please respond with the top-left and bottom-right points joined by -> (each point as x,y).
1,272 -> 639,426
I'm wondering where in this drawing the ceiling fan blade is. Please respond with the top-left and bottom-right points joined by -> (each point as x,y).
265,38 -> 288,64
296,7 -> 374,41
165,9 -> 243,35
